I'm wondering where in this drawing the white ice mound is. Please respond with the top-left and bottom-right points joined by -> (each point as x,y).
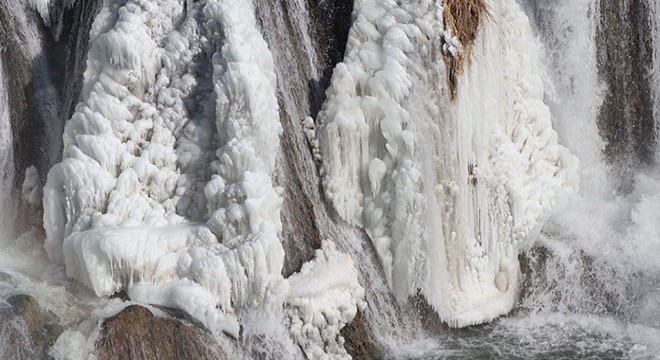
317,0 -> 577,327
43,0 -> 284,336
286,240 -> 366,360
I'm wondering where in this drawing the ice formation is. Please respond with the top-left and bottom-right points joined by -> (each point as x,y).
42,0 -> 286,337
38,1 -> 368,355
22,166 -> 41,208
12,0 -> 582,355
318,0 -> 577,327
286,240 -> 366,360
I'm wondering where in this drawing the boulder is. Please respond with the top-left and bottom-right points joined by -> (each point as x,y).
95,305 -> 225,360
0,294 -> 63,360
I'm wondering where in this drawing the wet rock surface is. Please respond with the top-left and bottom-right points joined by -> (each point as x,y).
0,294 -> 63,360
597,0 -> 655,189
0,0 -> 100,233
340,310 -> 384,360
95,305 -> 224,360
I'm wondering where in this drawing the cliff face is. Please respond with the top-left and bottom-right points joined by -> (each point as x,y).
0,0 -> 101,234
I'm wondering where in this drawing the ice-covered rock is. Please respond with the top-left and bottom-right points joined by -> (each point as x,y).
318,0 -> 577,327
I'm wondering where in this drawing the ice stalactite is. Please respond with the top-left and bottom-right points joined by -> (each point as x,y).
318,0 -> 576,327
447,0 -> 577,326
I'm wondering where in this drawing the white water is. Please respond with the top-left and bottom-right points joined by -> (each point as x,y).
380,0 -> 660,358
0,54 -> 13,225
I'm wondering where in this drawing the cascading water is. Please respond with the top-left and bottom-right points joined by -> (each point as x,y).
0,54 -> 12,223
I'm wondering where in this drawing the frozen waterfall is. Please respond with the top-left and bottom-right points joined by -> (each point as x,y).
318,0 -> 575,327
2,0 -> 660,358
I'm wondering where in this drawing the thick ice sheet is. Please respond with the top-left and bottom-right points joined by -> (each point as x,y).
318,0 -> 576,327
42,0 -> 286,337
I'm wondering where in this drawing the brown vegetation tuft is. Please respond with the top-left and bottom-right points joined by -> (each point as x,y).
443,0 -> 486,99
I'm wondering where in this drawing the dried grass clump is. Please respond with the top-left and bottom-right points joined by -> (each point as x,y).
443,0 -> 486,98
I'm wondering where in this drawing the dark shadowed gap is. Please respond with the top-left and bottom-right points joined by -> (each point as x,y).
306,0 -> 354,119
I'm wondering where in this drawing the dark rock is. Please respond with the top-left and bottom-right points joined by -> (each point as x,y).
0,0 -> 101,235
408,292 -> 448,336
95,305 -> 225,360
519,244 -> 630,316
340,310 -> 384,360
151,305 -> 209,332
597,0 -> 655,191
109,290 -> 129,301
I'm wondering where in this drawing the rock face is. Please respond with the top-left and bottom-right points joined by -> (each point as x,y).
597,0 -> 655,188
95,305 -> 224,360
339,311 -> 383,360
0,294 -> 63,360
0,0 -> 101,234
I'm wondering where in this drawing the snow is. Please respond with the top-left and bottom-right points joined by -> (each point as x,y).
318,0 -> 576,327
286,240 -> 366,360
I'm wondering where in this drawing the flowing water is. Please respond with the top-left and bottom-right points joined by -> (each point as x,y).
0,53 -> 13,225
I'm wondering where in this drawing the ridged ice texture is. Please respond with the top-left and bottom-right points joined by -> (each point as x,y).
318,0 -> 577,327
42,0 -> 285,336
286,240 -> 366,360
